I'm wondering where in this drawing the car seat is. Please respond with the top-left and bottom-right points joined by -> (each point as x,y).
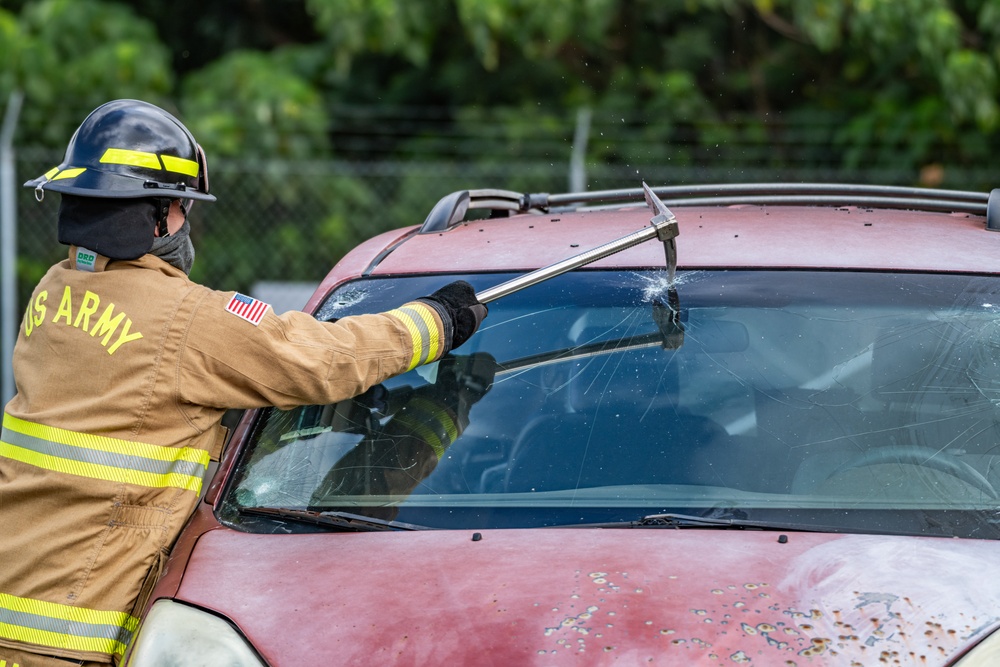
500,353 -> 730,493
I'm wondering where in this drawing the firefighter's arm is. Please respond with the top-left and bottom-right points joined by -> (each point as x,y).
176,282 -> 486,410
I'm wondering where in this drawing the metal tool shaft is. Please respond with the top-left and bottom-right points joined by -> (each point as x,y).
476,221 -> 669,304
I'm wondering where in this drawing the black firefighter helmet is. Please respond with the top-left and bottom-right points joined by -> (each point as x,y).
24,99 -> 215,259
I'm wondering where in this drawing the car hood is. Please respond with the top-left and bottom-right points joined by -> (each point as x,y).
175,528 -> 1000,666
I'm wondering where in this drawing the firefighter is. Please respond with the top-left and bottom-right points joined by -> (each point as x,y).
0,99 -> 486,667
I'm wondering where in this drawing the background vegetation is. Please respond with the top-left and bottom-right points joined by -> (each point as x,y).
3,0 -> 1000,303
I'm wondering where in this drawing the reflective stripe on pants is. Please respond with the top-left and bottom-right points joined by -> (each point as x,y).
0,593 -> 139,659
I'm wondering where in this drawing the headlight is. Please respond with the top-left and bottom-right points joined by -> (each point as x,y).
954,626 -> 1000,666
123,599 -> 265,667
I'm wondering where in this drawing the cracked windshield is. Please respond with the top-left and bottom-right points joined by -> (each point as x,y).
222,269 -> 1000,537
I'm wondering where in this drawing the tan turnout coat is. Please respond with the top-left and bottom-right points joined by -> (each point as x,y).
0,247 -> 446,664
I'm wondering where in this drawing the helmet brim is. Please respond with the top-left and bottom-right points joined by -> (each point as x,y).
24,168 -> 217,202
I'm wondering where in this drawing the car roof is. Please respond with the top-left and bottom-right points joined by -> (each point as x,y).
311,184 -> 1000,310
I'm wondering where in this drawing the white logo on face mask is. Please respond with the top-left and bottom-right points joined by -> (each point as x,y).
76,247 -> 97,272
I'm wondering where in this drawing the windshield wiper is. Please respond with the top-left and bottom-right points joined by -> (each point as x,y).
579,512 -> 831,532
638,513 -> 752,528
239,506 -> 428,532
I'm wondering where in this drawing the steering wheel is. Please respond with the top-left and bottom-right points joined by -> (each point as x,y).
822,446 -> 999,499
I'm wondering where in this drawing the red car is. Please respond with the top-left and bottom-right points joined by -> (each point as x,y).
125,183 -> 1000,666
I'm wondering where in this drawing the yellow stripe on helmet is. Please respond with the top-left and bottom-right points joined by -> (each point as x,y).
99,148 -> 161,170
160,154 -> 200,177
98,148 -> 201,179
51,167 -> 86,181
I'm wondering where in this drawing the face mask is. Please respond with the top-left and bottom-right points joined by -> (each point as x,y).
149,219 -> 195,275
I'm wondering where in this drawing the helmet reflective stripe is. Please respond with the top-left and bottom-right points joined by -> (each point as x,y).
51,167 -> 85,181
1,413 -> 210,494
100,148 -> 200,178
0,591 -> 139,658
160,154 -> 200,178
99,148 -> 160,170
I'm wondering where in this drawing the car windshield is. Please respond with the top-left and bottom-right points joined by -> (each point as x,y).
219,269 -> 1000,538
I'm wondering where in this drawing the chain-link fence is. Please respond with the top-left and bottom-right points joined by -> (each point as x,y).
11,151 -> 578,308
5,108 -> 1000,403
10,148 -> 1000,312
10,103 -> 1000,303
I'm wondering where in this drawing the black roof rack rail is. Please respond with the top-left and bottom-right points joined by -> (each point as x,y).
581,195 -> 986,214
420,183 -> 1000,233
418,189 -> 550,234
547,183 -> 988,208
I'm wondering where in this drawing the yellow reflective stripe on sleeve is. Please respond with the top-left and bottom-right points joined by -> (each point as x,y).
99,148 -> 161,170
409,397 -> 459,444
387,302 -> 442,370
392,397 -> 459,459
0,592 -> 139,658
51,168 -> 86,181
392,415 -> 446,458
1,414 -> 209,493
160,154 -> 199,177
386,306 -> 426,370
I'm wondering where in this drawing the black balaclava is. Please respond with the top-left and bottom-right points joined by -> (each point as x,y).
58,194 -> 195,273
58,195 -> 159,260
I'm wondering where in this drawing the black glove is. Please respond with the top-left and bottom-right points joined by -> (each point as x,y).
435,352 -> 497,406
418,281 -> 488,352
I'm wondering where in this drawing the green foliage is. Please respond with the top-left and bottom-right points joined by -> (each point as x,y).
306,0 -> 445,73
8,0 -> 998,176
835,93 -> 950,169
180,50 -> 330,159
942,49 -> 999,130
979,0 -> 1000,41
10,0 -> 173,147
0,8 -> 20,96
452,0 -> 618,70
187,165 -> 377,291
789,0 -> 845,51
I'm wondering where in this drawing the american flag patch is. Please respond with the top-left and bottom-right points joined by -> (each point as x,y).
225,293 -> 269,326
